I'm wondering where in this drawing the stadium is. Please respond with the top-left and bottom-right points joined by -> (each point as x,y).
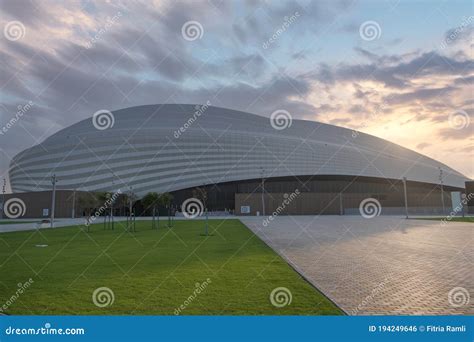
7,104 -> 470,217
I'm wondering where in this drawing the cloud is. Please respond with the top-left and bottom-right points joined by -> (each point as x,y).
458,144 -> 474,153
384,86 -> 457,105
310,50 -> 473,89
438,127 -> 473,140
443,21 -> 474,47
1,0 -> 473,187
416,142 -> 432,150
1,0 -> 47,27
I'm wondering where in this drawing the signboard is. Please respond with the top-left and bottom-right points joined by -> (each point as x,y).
42,208 -> 49,217
451,192 -> 461,212
240,206 -> 250,214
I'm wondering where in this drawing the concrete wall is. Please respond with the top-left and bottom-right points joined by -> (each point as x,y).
235,190 -> 457,216
236,192 -> 342,216
2,191 -> 83,219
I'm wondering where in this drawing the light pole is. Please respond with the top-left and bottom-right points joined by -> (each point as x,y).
260,168 -> 265,216
439,168 -> 445,214
128,186 -> 136,231
402,177 -> 408,219
110,173 -> 115,230
1,178 -> 5,219
339,192 -> 343,215
128,186 -> 133,216
72,189 -> 76,219
51,174 -> 57,228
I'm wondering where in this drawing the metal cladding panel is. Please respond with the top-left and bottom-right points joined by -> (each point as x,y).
9,104 -> 469,196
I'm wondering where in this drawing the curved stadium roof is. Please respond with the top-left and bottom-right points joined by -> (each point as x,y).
9,104 -> 468,195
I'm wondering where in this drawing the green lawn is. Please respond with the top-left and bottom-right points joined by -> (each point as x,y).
0,219 -> 342,315
412,217 -> 474,223
0,221 -> 37,225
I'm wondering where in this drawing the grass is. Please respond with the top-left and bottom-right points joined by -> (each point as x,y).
0,221 -> 37,225
0,219 -> 342,315
412,217 -> 474,223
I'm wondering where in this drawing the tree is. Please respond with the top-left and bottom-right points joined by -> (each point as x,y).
159,193 -> 174,227
159,192 -> 173,207
142,192 -> 160,229
96,191 -> 109,203
116,193 -> 128,216
193,187 -> 209,235
192,187 -> 208,210
95,192 -> 109,215
124,189 -> 138,232
78,192 -> 99,231
95,191 -> 114,230
126,191 -> 138,215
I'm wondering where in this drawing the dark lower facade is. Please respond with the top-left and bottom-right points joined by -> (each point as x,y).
171,175 -> 466,216
1,175 -> 469,219
466,181 -> 474,214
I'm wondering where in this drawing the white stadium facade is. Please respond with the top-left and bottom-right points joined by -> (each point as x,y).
7,104 -> 470,217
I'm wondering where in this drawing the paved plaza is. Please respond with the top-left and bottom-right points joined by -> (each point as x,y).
241,216 -> 473,315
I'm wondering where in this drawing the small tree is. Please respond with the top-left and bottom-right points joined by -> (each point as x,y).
78,192 -> 99,231
159,193 -> 174,227
142,192 -> 160,229
193,187 -> 209,235
95,191 -> 114,229
126,190 -> 138,231
192,187 -> 208,210
159,192 -> 173,207
96,191 -> 110,203
116,193 -> 128,216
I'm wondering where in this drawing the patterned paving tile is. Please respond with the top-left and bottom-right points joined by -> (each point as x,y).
241,216 -> 473,315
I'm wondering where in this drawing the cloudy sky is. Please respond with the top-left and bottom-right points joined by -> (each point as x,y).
0,0 -> 473,192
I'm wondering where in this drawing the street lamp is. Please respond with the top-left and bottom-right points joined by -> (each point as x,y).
439,168 -> 445,214
127,186 -> 136,231
260,167 -> 265,217
402,177 -> 408,219
72,188 -> 76,219
51,174 -> 58,228
1,178 -> 6,219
